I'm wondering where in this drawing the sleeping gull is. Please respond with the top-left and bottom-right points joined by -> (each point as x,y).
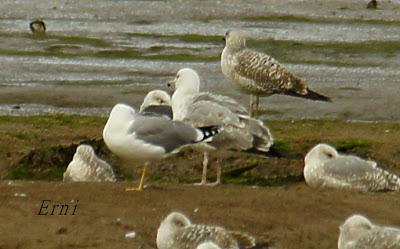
157,212 -> 256,249
140,90 -> 173,119
63,144 -> 116,182
221,29 -> 331,116
102,103 -> 221,191
304,143 -> 400,191
338,214 -> 400,249
169,68 -> 273,185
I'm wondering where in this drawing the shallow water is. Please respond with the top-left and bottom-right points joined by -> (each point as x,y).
0,0 -> 399,120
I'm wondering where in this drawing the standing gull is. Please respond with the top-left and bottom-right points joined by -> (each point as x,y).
140,90 -> 173,119
304,143 -> 400,191
221,29 -> 331,116
170,68 -> 273,185
338,214 -> 400,249
157,212 -> 256,249
102,103 -> 221,191
63,144 -> 116,182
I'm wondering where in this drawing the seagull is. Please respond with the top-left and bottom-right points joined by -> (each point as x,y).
338,214 -> 400,249
63,144 -> 116,182
157,212 -> 256,249
140,90 -> 173,119
102,103 -> 221,191
169,68 -> 273,185
304,143 -> 400,191
221,29 -> 331,116
30,17 -> 46,34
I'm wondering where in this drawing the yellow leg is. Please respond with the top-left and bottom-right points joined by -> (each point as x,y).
126,162 -> 148,191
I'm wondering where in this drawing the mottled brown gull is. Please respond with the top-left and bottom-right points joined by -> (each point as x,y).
102,103 -> 221,191
338,214 -> 400,249
157,212 -> 256,249
63,144 -> 116,182
304,143 -> 400,191
221,29 -> 331,116
169,68 -> 273,185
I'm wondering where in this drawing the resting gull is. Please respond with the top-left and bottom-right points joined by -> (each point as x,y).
30,17 -> 46,34
140,89 -> 173,119
304,143 -> 400,191
102,103 -> 221,191
169,68 -> 273,185
338,214 -> 400,249
63,144 -> 116,182
157,212 -> 256,249
221,29 -> 331,116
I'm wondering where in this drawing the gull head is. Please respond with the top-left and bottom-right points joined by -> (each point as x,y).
224,29 -> 246,52
103,104 -> 136,143
157,212 -> 191,249
168,68 -> 200,94
75,144 -> 96,163
140,90 -> 171,112
338,215 -> 373,248
304,143 -> 338,166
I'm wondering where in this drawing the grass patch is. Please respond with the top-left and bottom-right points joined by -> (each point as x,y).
242,14 -> 400,26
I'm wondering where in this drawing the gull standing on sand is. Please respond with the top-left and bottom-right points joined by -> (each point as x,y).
63,144 -> 116,182
338,214 -> 400,249
221,29 -> 331,116
304,143 -> 400,191
157,212 -> 256,249
102,103 -> 221,191
140,90 -> 173,119
169,68 -> 273,185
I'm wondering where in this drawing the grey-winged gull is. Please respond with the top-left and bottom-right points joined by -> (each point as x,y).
157,212 -> 256,249
169,68 -> 273,185
63,144 -> 116,182
140,89 -> 173,119
221,29 -> 331,116
102,103 -> 221,191
304,143 -> 400,191
30,17 -> 46,34
338,214 -> 400,249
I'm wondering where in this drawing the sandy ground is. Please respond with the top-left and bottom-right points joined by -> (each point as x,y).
1,181 -> 400,249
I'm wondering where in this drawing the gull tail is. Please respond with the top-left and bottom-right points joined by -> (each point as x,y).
229,231 -> 256,249
196,126 -> 223,143
378,168 -> 400,191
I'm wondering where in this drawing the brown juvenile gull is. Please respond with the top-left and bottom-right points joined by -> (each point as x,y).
30,17 -> 46,34
169,68 -> 273,185
221,29 -> 331,116
140,90 -> 173,119
63,144 -> 116,182
338,214 -> 400,249
102,103 -> 221,191
157,212 -> 256,249
304,143 -> 400,191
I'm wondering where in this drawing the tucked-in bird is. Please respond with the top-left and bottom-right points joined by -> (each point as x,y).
30,17 -> 46,34
221,29 -> 331,116
304,143 -> 400,191
169,68 -> 273,185
140,90 -> 173,119
63,144 -> 116,182
338,214 -> 400,249
102,103 -> 221,191
157,212 -> 256,249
